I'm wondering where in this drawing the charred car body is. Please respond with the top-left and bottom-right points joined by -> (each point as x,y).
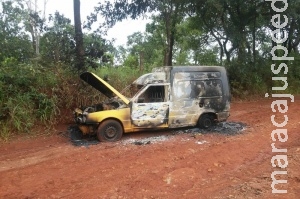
74,66 -> 230,141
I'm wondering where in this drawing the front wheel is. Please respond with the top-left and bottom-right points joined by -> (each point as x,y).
97,120 -> 123,142
198,114 -> 215,129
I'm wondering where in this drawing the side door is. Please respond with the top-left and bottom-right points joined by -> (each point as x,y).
130,84 -> 170,128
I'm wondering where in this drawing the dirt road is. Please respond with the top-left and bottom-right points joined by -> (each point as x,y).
0,98 -> 299,198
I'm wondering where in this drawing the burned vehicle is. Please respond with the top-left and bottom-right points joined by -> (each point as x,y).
74,66 -> 231,142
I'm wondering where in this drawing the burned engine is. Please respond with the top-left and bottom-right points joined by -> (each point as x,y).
74,98 -> 127,124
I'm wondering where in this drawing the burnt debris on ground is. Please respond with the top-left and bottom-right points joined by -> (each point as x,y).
63,122 -> 247,147
62,125 -> 99,147
210,121 -> 247,135
121,135 -> 171,146
175,121 -> 247,136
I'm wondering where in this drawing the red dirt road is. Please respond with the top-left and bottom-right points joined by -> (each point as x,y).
0,98 -> 299,198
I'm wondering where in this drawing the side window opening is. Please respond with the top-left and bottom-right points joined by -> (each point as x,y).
136,85 -> 166,103
174,79 -> 223,100
193,79 -> 223,98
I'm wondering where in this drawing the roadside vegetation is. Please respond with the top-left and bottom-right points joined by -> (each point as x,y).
0,0 -> 299,140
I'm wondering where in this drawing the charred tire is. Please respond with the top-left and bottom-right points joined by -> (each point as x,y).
198,114 -> 215,129
97,120 -> 123,142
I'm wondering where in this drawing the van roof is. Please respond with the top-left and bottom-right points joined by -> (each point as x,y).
133,66 -> 227,86
152,66 -> 226,73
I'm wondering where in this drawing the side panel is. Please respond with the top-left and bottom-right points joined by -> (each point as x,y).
131,102 -> 169,128
168,70 -> 228,127
169,99 -> 203,128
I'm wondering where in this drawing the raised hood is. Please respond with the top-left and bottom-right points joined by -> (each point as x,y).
80,72 -> 130,105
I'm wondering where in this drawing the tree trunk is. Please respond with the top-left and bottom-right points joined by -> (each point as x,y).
163,12 -> 171,66
26,0 -> 38,55
139,51 -> 144,71
253,7 -> 256,67
163,2 -> 179,67
167,26 -> 175,66
74,0 -> 85,72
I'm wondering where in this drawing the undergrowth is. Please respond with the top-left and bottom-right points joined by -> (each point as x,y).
0,59 -> 60,140
226,55 -> 300,98
0,61 -> 144,141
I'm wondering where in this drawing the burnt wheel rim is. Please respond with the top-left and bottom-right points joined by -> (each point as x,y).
203,119 -> 212,128
104,126 -> 117,138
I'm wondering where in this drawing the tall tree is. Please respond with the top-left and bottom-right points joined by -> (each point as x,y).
73,0 -> 85,71
91,0 -> 190,66
40,12 -> 75,63
280,0 -> 300,54
0,0 -> 33,62
24,0 -> 47,56
192,0 -> 268,64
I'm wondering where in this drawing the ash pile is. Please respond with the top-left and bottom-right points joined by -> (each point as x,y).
121,135 -> 171,146
64,125 -> 99,147
176,121 -> 247,135
211,121 -> 247,135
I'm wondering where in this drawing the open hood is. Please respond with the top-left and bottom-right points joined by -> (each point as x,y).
80,72 -> 130,105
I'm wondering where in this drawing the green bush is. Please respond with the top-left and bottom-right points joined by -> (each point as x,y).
0,59 -> 60,140
226,54 -> 300,98
0,59 -> 146,140
92,66 -> 144,92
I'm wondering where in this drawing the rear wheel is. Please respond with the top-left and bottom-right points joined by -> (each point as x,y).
97,120 -> 123,142
198,114 -> 215,129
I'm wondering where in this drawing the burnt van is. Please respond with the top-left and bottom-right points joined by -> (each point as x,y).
74,66 -> 230,142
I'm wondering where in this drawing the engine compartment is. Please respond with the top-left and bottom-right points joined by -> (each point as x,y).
81,97 -> 128,114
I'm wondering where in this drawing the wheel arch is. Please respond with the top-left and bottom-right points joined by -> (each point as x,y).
98,117 -> 125,132
198,112 -> 217,122
97,118 -> 124,142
